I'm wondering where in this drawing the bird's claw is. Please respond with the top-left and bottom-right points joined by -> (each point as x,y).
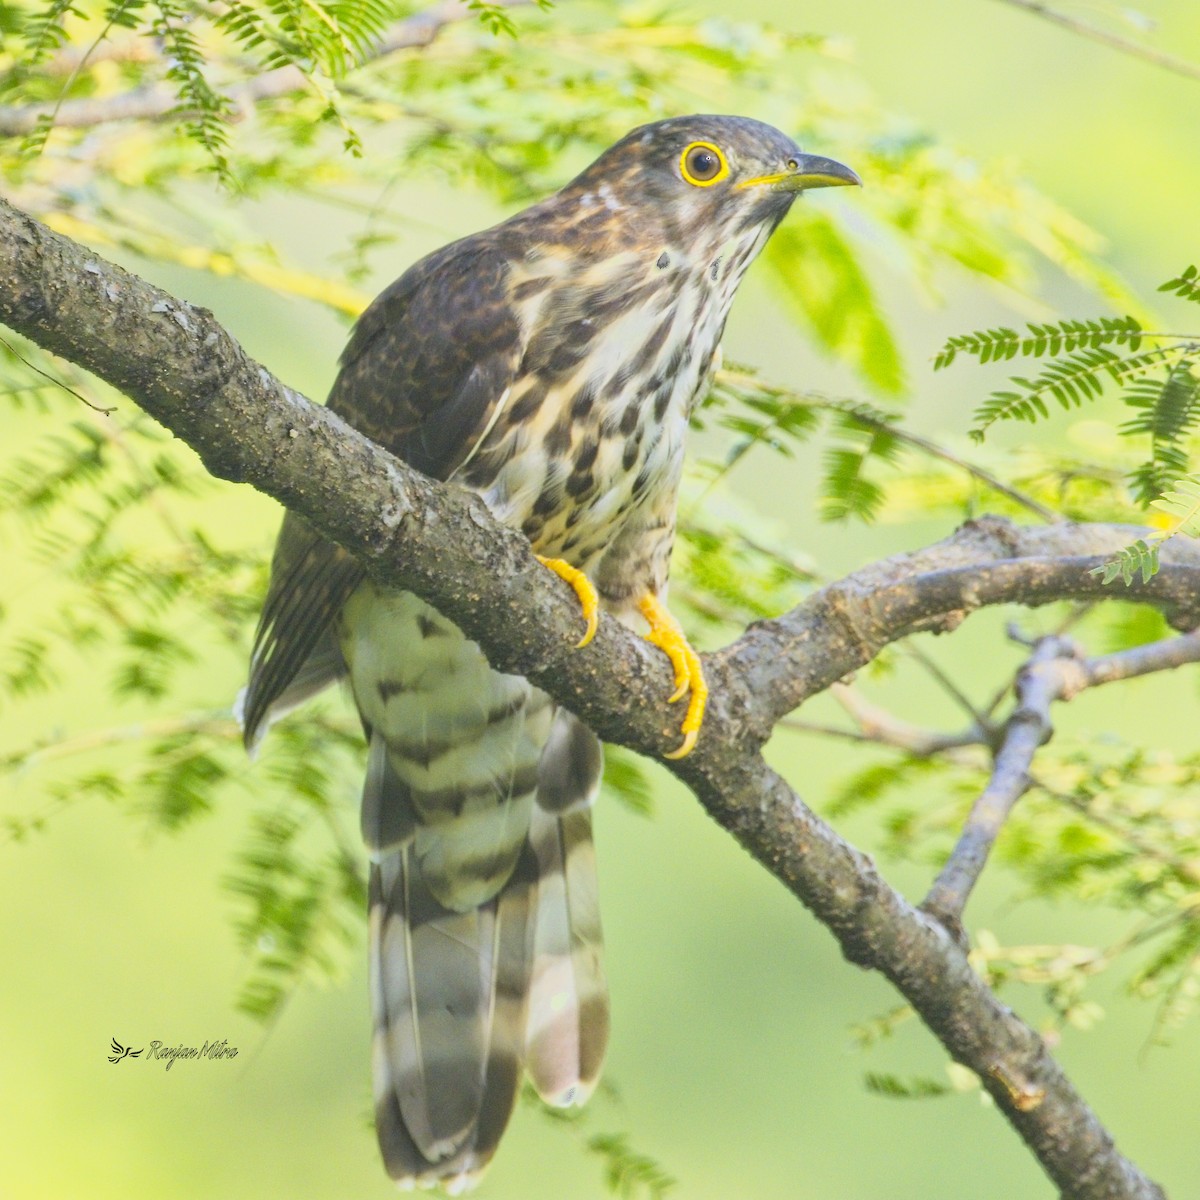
637,593 -> 707,759
536,555 -> 600,648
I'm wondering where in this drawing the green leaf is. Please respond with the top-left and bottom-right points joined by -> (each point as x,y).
587,1133 -> 676,1199
864,1072 -> 952,1100
765,213 -> 905,395
1090,539 -> 1160,587
1159,264 -> 1200,304
936,316 -> 1143,371
969,346 -> 1171,441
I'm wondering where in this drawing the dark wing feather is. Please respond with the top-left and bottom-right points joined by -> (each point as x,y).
331,235 -> 523,477
241,235 -> 524,748
240,514 -> 363,749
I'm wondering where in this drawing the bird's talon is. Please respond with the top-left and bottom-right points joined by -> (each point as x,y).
637,593 -> 708,757
663,727 -> 699,760
537,555 -> 599,648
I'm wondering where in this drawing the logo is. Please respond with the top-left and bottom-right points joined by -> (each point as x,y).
108,1038 -> 143,1063
107,1037 -> 239,1068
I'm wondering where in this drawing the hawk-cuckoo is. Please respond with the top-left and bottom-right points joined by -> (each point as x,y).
240,114 -> 858,1190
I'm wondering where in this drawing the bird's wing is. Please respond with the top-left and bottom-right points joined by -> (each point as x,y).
331,235 -> 524,480
240,237 -> 524,748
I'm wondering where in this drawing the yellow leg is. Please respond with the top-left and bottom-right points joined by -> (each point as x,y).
536,555 -> 599,648
637,593 -> 708,760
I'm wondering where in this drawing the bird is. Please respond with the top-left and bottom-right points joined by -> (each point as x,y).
239,114 -> 859,1191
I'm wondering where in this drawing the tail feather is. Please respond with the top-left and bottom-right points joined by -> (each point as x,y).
348,586 -> 610,1187
371,845 -> 538,1191
370,852 -> 491,1164
464,846 -> 537,1171
526,711 -> 610,1106
526,807 -> 609,1105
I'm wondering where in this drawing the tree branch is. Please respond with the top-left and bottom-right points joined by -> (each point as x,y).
990,0 -> 1200,83
924,627 -> 1200,931
0,195 -> 1182,1199
826,681 -> 984,756
923,634 -> 1080,932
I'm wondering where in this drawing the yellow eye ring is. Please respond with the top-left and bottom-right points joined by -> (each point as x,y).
680,141 -> 729,187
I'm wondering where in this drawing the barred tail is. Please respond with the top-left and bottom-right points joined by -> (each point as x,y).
350,587 -> 609,1188
370,843 -> 537,1192
525,710 -> 610,1106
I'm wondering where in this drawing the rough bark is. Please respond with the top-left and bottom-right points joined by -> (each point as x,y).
0,194 -> 1184,1199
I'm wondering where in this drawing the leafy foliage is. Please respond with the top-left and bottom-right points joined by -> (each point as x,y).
966,345 -> 1171,437
1121,362 -> 1200,504
934,316 -> 1144,370
938,270 -> 1200,582
152,0 -> 236,178
587,1134 -> 677,1200
804,681 -> 1200,1048
1092,539 -> 1159,587
223,712 -> 366,1018
1159,265 -> 1200,305
522,1086 -> 677,1200
863,1072 -> 952,1100
766,213 -> 904,395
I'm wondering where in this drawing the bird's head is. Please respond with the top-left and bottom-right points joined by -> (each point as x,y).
562,114 -> 860,257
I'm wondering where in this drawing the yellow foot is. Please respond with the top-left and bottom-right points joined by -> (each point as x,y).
536,555 -> 599,648
637,593 -> 708,759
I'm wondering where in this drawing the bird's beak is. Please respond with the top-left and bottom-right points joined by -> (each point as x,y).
738,153 -> 861,193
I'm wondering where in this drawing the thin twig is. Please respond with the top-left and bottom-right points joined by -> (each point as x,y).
1,711 -> 238,774
1072,627 -> 1200,688
990,0 -> 1200,82
847,407 -> 1059,522
923,635 -> 1082,933
828,682 -> 984,756
781,716 -> 982,760
716,370 -> 1058,522
980,607 -> 1094,719
924,628 -> 1200,931
902,641 -> 994,730
1033,776 -> 1200,888
0,332 -> 115,413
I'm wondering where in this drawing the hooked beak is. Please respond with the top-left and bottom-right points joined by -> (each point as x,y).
738,152 -> 861,193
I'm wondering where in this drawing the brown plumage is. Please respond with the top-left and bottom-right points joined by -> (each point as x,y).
240,114 -> 858,1190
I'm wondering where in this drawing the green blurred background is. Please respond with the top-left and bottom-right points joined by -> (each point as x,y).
4,2 -> 1200,1198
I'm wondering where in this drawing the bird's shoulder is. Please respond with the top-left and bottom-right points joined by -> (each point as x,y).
329,229 -> 527,480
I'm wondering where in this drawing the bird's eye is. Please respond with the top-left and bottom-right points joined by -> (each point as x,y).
680,141 -> 729,187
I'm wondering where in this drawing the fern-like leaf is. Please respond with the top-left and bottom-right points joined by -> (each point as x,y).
587,1134 -> 676,1199
935,316 -> 1143,370
969,346 -> 1171,441
1091,539 -> 1160,587
1121,363 -> 1200,505
864,1072 -> 952,1100
820,414 -> 902,523
153,0 -> 234,178
1159,265 -> 1200,305
1094,473 -> 1200,586
18,0 -> 84,65
1150,475 -> 1200,538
